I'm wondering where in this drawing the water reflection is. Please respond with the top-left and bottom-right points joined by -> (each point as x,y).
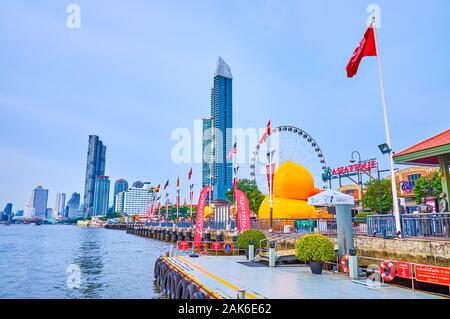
0,225 -> 170,299
73,229 -> 105,298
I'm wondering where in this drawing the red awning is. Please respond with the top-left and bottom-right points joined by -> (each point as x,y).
395,129 -> 450,157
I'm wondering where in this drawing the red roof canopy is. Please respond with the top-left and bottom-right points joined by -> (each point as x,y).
395,129 -> 450,157
394,129 -> 450,166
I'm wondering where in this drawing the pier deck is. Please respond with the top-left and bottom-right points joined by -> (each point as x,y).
164,255 -> 445,299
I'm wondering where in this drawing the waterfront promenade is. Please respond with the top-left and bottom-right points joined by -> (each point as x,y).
162,255 -> 444,299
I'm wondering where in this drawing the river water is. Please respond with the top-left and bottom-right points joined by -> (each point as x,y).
0,224 -> 171,298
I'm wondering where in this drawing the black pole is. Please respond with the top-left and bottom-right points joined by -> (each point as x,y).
377,166 -> 383,213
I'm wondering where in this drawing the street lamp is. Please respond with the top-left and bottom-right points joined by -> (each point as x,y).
377,142 -> 401,236
378,143 -> 391,155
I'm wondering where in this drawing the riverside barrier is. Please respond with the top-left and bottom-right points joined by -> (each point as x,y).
105,223 -> 238,245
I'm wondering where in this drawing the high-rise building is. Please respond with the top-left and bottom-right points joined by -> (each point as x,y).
54,192 -> 66,217
209,57 -> 233,200
67,192 -> 81,219
202,116 -> 212,187
113,179 -> 128,212
92,176 -> 110,216
122,185 -> 152,216
29,185 -> 48,219
83,135 -> 106,216
2,203 -> 13,221
115,191 -> 125,213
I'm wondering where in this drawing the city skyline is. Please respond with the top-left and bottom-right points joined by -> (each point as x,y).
1,1 -> 450,209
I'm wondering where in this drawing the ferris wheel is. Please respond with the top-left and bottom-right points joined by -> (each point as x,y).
249,125 -> 328,193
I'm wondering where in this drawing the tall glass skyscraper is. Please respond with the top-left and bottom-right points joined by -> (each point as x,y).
92,176 -> 110,216
202,116 -> 212,187
113,179 -> 129,213
29,185 -> 48,219
210,57 -> 233,200
83,135 -> 106,216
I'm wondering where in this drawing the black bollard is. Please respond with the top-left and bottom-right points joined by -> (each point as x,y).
186,229 -> 192,242
171,231 -> 177,243
165,229 -> 170,242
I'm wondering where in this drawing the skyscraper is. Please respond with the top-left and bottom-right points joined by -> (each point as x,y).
202,116 -> 212,188
29,185 -> 48,219
209,57 -> 233,200
83,135 -> 106,216
113,179 -> 128,213
2,203 -> 13,221
54,192 -> 66,217
67,192 -> 81,219
92,176 -> 110,216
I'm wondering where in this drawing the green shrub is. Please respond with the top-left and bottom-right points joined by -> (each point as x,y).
354,211 -> 372,223
295,234 -> 335,263
237,230 -> 266,250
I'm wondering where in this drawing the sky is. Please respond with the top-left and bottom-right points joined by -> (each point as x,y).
1,0 -> 449,211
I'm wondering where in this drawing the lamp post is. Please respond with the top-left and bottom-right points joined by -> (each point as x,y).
378,143 -> 401,235
349,151 -> 363,207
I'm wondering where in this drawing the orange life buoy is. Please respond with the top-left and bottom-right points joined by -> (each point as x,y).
223,242 -> 234,255
380,260 -> 396,282
196,243 -> 208,255
341,255 -> 350,273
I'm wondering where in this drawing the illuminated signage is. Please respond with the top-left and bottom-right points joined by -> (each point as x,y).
331,159 -> 378,176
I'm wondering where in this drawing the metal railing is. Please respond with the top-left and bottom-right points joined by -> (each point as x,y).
367,213 -> 450,239
367,214 -> 397,238
251,218 -> 368,236
402,213 -> 450,239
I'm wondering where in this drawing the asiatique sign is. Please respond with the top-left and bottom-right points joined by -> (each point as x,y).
331,159 -> 378,176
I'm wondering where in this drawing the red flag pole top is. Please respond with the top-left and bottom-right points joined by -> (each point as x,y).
346,23 -> 377,78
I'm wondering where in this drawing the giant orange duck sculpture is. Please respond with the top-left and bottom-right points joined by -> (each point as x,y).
258,161 -> 332,219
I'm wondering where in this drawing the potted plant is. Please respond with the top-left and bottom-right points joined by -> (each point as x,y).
237,230 -> 266,258
295,234 -> 335,274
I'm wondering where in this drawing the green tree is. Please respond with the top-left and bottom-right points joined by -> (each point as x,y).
361,178 -> 393,213
412,171 -> 442,204
225,179 -> 265,214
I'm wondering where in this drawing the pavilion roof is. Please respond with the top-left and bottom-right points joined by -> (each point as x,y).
394,129 -> 450,165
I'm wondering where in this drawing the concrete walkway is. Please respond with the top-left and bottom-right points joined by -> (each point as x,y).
164,255 -> 445,299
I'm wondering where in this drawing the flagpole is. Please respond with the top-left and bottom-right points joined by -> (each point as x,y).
372,17 -> 401,234
189,185 -> 193,220
268,122 -> 273,232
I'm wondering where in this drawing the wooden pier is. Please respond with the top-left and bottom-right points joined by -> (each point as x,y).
155,255 -> 446,299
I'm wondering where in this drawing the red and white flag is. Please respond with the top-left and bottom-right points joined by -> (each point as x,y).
266,163 -> 275,195
227,141 -> 237,159
259,120 -> 271,144
346,24 -> 378,78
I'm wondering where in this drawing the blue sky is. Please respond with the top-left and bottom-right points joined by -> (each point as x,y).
1,0 -> 449,210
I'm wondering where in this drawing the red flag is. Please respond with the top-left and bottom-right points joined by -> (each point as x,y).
266,163 -> 275,195
259,120 -> 271,144
346,25 -> 377,78
165,198 -> 169,221
188,168 -> 192,181
176,176 -> 180,188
